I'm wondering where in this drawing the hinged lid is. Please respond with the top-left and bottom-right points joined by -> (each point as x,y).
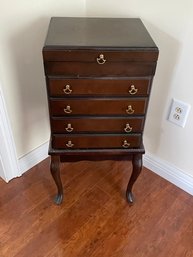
43,17 -> 158,51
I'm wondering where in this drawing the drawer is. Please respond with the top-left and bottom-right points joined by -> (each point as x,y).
52,134 -> 141,149
45,61 -> 156,77
51,117 -> 144,133
50,98 -> 147,116
48,78 -> 150,97
43,50 -> 158,62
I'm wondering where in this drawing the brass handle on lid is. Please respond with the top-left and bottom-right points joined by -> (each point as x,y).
124,123 -> 132,133
96,54 -> 106,65
66,140 -> 74,148
64,105 -> 72,114
63,85 -> 72,95
122,140 -> 130,148
65,123 -> 73,132
126,105 -> 134,114
129,85 -> 138,95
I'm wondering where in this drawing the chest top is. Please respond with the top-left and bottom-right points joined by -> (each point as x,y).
44,17 -> 158,50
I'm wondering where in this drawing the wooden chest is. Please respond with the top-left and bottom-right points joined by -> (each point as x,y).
43,17 -> 159,204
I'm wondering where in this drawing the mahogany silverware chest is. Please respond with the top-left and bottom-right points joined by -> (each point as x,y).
42,17 -> 159,205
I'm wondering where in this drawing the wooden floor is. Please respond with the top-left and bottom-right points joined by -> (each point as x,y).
0,158 -> 193,257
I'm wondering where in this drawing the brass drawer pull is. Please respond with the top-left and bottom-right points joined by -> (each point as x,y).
65,123 -> 73,132
96,54 -> 106,65
126,105 -> 134,114
66,140 -> 74,148
63,84 -> 72,94
122,140 -> 130,148
124,123 -> 132,133
129,85 -> 138,95
64,105 -> 72,114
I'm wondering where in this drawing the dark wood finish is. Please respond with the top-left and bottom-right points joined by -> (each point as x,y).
52,134 -> 141,149
50,98 -> 147,116
48,78 -> 150,97
1,158 -> 193,257
43,17 -> 157,49
43,17 -> 159,204
43,50 -> 159,62
45,61 -> 156,76
50,156 -> 63,205
51,116 -> 144,133
50,143 -> 145,157
126,153 -> 143,203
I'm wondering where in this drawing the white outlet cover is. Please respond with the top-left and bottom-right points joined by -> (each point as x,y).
168,98 -> 191,128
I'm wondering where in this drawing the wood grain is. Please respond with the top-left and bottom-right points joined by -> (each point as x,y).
52,134 -> 141,150
45,61 -> 156,77
50,98 -> 147,116
0,158 -> 193,257
50,117 -> 144,134
48,78 -> 150,97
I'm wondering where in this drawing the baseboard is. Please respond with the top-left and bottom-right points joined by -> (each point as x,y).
18,142 -> 193,196
144,153 -> 193,196
18,141 -> 49,175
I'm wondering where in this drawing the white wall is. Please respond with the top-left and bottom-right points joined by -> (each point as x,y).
87,0 -> 193,177
0,0 -> 85,158
1,0 -> 193,181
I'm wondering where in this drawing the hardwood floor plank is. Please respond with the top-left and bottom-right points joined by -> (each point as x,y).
76,178 -> 173,257
45,163 -> 128,257
14,186 -> 110,257
0,158 -> 193,257
120,197 -> 190,257
158,204 -> 193,257
0,160 -> 113,257
45,200 -> 112,257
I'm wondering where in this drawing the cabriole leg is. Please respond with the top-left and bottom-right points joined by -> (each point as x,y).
50,155 -> 63,205
126,153 -> 143,204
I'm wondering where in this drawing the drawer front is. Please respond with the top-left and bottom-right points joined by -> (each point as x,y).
43,50 -> 158,62
48,78 -> 150,97
50,98 -> 147,116
52,134 -> 141,149
45,61 -> 156,77
51,117 -> 144,133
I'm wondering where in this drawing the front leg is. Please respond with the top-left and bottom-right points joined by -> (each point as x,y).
50,155 -> 63,205
126,153 -> 143,204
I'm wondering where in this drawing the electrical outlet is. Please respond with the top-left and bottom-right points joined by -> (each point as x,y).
168,98 -> 191,127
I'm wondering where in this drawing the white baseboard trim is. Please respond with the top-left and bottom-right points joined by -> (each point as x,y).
18,142 -> 193,197
18,141 -> 49,175
144,153 -> 193,196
